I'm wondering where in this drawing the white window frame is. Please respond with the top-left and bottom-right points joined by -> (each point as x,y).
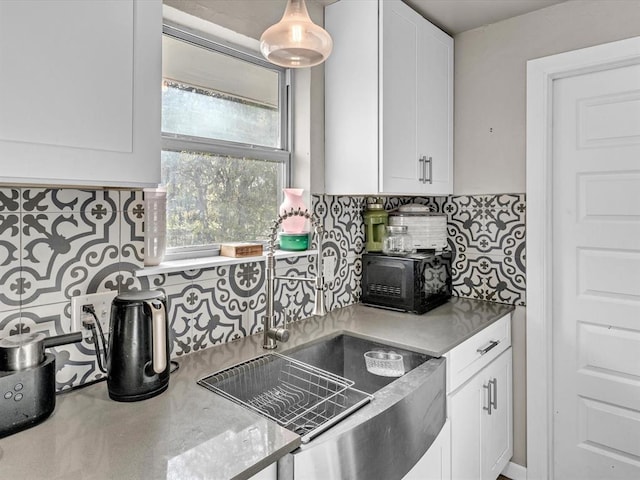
161,22 -> 292,261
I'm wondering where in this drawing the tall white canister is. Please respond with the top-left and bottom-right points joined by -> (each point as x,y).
143,187 -> 167,266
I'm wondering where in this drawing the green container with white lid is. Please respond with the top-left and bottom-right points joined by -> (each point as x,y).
363,198 -> 388,252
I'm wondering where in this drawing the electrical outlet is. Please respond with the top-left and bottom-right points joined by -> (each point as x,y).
71,291 -> 118,338
323,255 -> 336,283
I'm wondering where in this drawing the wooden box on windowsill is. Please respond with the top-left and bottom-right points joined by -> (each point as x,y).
220,242 -> 264,258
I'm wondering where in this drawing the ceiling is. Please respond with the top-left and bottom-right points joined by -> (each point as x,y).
317,0 -> 568,35
164,0 -> 570,40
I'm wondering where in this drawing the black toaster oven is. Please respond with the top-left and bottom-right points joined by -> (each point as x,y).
361,252 -> 452,314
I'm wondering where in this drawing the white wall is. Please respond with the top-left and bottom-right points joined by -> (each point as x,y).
454,0 -> 640,468
454,0 -> 640,195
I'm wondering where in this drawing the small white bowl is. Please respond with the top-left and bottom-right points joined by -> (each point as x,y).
364,351 -> 405,377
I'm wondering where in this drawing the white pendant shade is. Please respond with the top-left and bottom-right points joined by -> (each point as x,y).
260,0 -> 333,68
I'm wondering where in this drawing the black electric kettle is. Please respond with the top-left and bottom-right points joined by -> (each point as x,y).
107,290 -> 170,402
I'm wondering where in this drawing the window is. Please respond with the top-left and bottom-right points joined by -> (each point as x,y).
161,24 -> 290,258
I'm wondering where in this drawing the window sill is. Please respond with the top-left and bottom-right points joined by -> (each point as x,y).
135,249 -> 317,277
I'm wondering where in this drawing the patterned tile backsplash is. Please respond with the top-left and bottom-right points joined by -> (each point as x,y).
383,194 -> 526,305
0,188 -> 525,392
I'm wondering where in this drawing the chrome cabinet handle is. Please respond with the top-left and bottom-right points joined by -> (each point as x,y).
483,382 -> 492,415
418,156 -> 433,184
425,156 -> 433,184
489,378 -> 498,410
477,339 -> 500,355
418,156 -> 426,183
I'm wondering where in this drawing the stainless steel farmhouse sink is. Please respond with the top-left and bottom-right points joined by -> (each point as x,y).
198,333 -> 446,480
279,333 -> 446,480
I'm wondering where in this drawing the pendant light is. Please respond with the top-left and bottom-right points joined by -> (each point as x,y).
260,0 -> 333,68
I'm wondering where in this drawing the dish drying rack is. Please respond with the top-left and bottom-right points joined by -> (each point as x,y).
198,353 -> 372,443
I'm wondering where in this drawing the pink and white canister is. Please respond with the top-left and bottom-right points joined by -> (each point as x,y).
279,188 -> 309,233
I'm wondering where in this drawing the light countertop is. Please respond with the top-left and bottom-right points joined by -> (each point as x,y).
0,298 -> 513,480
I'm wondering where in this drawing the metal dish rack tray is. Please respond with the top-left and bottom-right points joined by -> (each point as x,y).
198,353 -> 373,443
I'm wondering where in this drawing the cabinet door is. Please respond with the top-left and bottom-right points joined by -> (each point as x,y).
450,372 -> 483,480
482,348 -> 513,480
379,0 -> 453,195
417,19 -> 453,195
0,0 -> 161,188
379,0 -> 419,194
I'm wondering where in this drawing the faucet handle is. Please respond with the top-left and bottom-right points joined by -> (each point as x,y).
270,325 -> 290,343
278,311 -> 291,342
276,328 -> 290,343
266,311 -> 290,344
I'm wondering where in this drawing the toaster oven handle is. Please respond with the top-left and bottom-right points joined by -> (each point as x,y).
148,300 -> 167,374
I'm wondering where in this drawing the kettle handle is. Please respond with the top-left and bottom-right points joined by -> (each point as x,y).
147,300 -> 167,374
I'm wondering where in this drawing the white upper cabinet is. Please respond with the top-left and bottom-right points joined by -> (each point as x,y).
0,0 -> 161,188
325,0 -> 453,195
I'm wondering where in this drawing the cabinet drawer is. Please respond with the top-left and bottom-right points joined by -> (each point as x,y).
446,314 -> 511,393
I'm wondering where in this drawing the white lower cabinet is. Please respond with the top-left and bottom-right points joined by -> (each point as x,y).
449,347 -> 513,480
403,420 -> 451,480
407,314 -> 513,480
248,462 -> 277,480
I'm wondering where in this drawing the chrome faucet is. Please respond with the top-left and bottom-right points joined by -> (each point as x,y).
263,208 -> 327,349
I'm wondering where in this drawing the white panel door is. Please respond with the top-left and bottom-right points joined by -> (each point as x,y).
552,63 -> 640,479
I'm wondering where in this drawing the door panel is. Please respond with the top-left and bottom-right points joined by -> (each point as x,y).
552,63 -> 640,479
578,172 -> 640,219
577,248 -> 640,300
578,92 -> 640,148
